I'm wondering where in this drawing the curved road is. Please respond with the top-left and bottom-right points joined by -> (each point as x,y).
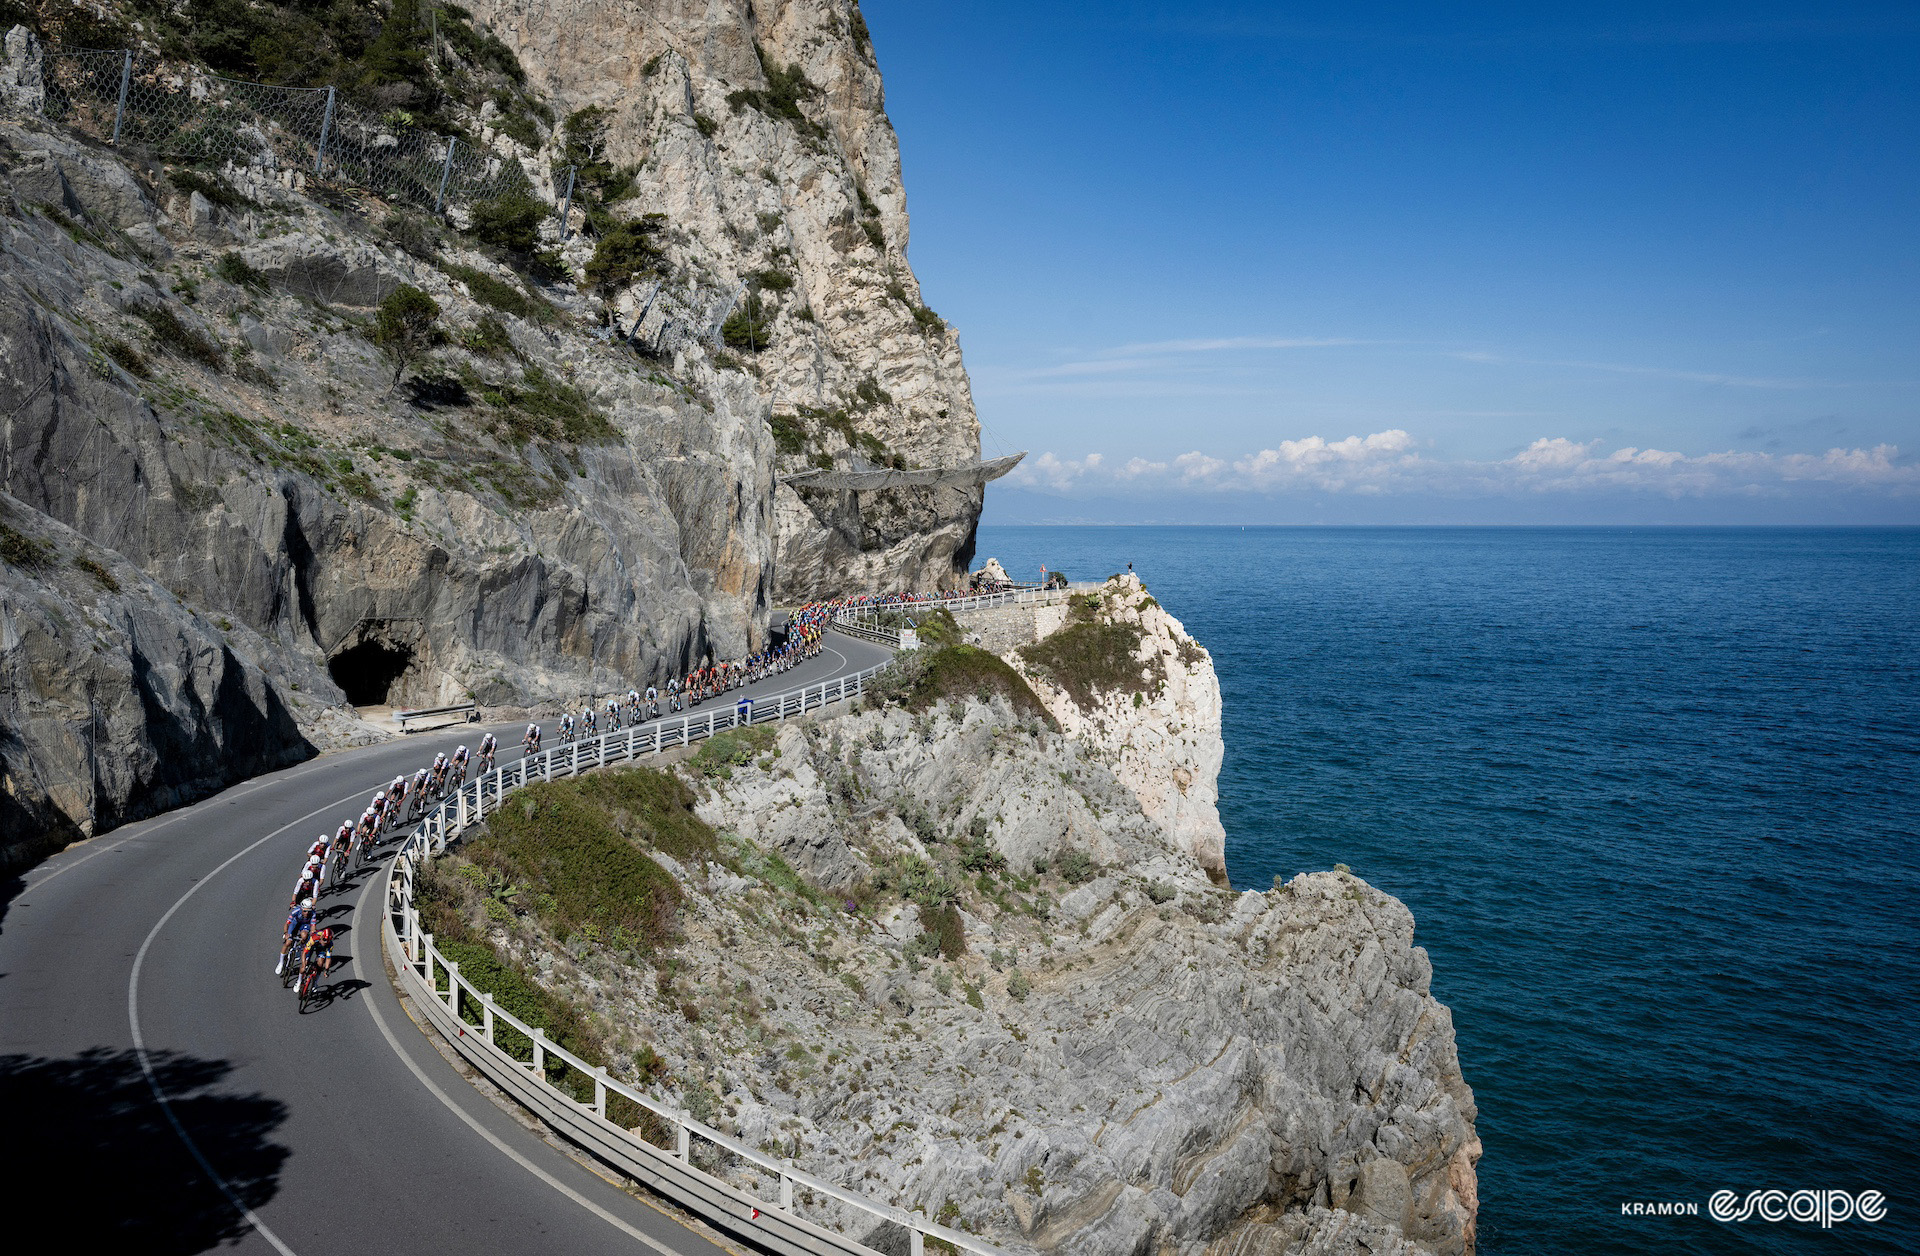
0,632 -> 894,1254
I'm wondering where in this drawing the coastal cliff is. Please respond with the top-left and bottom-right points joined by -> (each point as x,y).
419,577 -> 1481,1255
0,0 -> 982,852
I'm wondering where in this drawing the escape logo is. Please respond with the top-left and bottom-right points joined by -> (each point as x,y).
1708,1190 -> 1886,1227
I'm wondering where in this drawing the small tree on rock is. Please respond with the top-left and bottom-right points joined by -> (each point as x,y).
373,284 -> 441,387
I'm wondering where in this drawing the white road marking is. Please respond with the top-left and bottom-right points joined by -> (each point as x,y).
350,883 -> 687,1256
126,789 -> 372,1256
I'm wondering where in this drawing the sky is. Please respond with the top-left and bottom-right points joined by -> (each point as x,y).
859,1 -> 1920,523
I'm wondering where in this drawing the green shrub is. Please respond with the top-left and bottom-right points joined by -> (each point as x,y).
469,192 -> 547,254
100,337 -> 150,379
467,777 -> 690,951
721,292 -> 774,351
689,725 -> 776,779
1019,618 -> 1155,712
458,315 -> 514,355
487,367 -> 615,443
0,521 -> 51,569
73,555 -> 119,591
167,168 -> 252,210
1145,880 -> 1176,904
1058,850 -> 1096,885
912,606 -> 960,648
724,43 -> 824,137
131,303 -> 224,372
214,251 -> 268,291
859,219 -> 884,251
911,305 -> 944,333
931,903 -> 967,958
380,211 -> 442,260
583,214 -> 667,296
871,645 -> 1056,729
751,267 -> 794,292
1007,969 -> 1031,1002
372,284 -> 441,385
767,411 -> 807,455
442,262 -> 545,321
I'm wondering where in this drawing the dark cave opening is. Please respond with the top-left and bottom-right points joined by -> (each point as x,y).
327,639 -> 414,706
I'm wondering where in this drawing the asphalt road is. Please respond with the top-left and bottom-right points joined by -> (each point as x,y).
0,632 -> 893,1254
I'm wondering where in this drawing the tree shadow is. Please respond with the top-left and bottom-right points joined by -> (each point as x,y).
0,1047 -> 290,1252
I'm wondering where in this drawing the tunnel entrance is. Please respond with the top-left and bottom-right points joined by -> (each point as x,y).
328,639 -> 415,706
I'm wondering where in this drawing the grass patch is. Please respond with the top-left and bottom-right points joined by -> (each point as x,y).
464,772 -> 708,952
869,645 -> 1055,729
73,555 -> 119,591
912,606 -> 960,647
484,367 -> 616,444
214,252 -> 269,291
131,303 -> 225,373
442,262 -> 549,322
1018,617 -> 1156,712
167,168 -> 254,210
99,337 -> 150,379
1,520 -> 53,569
689,726 -> 776,780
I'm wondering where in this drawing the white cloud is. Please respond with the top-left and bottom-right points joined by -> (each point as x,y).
1009,432 -> 1920,500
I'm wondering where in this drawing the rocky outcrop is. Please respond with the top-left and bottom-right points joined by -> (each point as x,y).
467,0 -> 987,599
957,574 -> 1228,880
436,685 -> 1479,1256
0,0 -> 989,849
0,494 -> 317,868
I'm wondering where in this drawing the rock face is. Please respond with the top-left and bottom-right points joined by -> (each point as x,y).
433,646 -> 1479,1255
0,495 -> 317,868
958,574 -> 1228,881
468,0 -> 987,599
0,0 -> 986,847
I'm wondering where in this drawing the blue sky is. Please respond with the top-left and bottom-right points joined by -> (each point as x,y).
860,1 -> 1920,522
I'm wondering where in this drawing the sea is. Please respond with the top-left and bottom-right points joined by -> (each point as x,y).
973,524 -> 1920,1255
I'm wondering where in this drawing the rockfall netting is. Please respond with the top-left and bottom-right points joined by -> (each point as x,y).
37,41 -> 545,214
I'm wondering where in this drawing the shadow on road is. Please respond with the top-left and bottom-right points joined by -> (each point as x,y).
0,1047 -> 289,1251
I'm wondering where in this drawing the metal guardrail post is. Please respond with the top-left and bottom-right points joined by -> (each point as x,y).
911,1231 -> 925,1256
445,960 -> 460,1014
433,135 -> 456,212
532,1027 -> 546,1074
482,992 -> 495,1042
557,164 -> 576,239
314,86 -> 336,174
594,1067 -> 608,1117
109,50 -> 131,146
676,1122 -> 690,1161
780,1175 -> 794,1208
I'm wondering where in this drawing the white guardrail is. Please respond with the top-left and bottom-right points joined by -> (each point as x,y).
382,621 -> 1009,1254
828,582 -> 1098,647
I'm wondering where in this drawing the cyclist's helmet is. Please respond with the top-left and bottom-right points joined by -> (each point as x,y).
301,897 -> 314,908
317,928 -> 334,943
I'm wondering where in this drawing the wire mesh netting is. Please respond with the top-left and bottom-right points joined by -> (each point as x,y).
40,44 -> 539,214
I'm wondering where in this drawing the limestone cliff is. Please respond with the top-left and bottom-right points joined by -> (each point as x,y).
422,614 -> 1480,1256
470,0 -> 986,597
0,0 -> 984,848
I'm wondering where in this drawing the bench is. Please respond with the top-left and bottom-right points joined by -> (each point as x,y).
395,702 -> 479,731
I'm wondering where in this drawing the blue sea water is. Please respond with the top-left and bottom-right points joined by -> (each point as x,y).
973,525 -> 1920,1254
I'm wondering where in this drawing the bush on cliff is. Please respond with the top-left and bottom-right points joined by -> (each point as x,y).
464,771 -> 708,952
868,645 -> 1055,730
1018,615 -> 1158,712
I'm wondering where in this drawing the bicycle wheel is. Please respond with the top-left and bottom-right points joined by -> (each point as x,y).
281,948 -> 299,988
298,967 -> 315,1008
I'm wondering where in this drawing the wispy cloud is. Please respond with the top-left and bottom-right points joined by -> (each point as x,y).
1006,428 -> 1920,500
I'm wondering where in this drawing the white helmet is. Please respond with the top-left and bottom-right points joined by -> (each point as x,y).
301,897 -> 314,908
457,745 -> 468,756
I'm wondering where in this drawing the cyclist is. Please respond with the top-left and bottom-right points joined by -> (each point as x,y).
277,897 -> 317,974
522,722 -> 541,755
294,854 -> 324,904
606,698 -> 621,730
477,732 -> 497,774
666,677 -> 682,712
306,832 -> 329,864
644,684 -> 659,718
297,926 -> 335,999
582,706 -> 597,736
452,745 -> 470,784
